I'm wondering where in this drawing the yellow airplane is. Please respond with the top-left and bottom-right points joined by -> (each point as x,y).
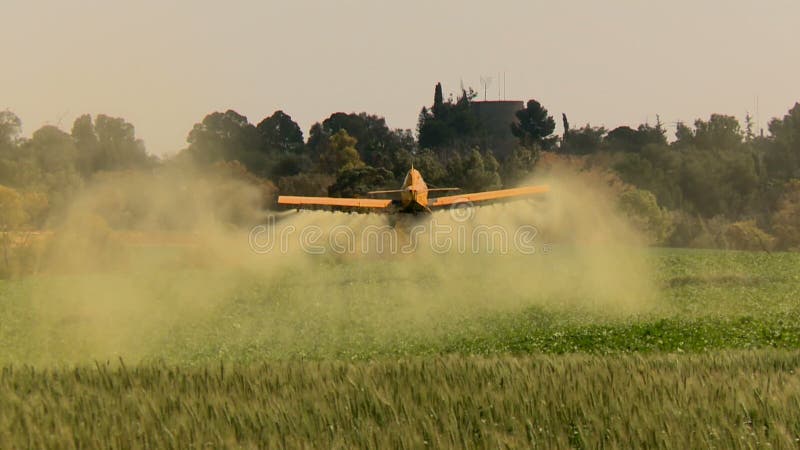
278,167 -> 549,213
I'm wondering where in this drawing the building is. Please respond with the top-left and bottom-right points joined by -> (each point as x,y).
469,100 -> 524,160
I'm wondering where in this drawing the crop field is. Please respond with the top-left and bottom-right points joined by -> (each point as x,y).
0,248 -> 799,448
1,248 -> 798,363
1,351 -> 799,449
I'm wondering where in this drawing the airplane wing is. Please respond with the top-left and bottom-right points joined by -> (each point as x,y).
278,195 -> 392,209
426,188 -> 460,193
429,185 -> 549,208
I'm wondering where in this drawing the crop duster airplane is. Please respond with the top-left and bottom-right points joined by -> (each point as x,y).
278,167 -> 549,214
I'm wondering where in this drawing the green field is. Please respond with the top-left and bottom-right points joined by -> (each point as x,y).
2,248 -> 798,363
1,248 -> 799,448
1,351 -> 799,448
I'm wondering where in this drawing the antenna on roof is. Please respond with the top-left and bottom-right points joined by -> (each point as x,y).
56,110 -> 69,128
756,95 -> 762,137
480,76 -> 493,101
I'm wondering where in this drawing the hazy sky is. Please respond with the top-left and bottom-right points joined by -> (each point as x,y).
4,0 -> 799,155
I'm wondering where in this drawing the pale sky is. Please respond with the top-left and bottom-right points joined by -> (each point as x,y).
3,0 -> 799,155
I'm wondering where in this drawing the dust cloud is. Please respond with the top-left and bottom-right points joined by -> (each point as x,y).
18,162 -> 656,364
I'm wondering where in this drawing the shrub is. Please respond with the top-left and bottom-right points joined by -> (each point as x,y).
618,188 -> 673,245
772,180 -> 800,250
724,220 -> 775,251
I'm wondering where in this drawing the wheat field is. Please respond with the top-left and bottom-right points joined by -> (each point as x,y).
1,351 -> 799,449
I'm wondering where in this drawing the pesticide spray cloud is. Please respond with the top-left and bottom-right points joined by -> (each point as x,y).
19,162 -> 656,364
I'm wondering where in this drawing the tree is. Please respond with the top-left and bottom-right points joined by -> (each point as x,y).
369,131 -> 415,179
433,82 -> 444,116
0,188 -> 49,276
0,185 -> 28,271
277,173 -> 336,197
269,153 -> 313,179
71,114 -> 100,175
693,114 -> 743,150
417,106 -> 451,149
764,103 -> 800,181
208,160 -> 278,216
744,112 -> 755,142
674,121 -> 694,146
445,149 -> 501,192
409,148 -> 447,187
308,112 -> 413,174
636,123 -> 668,147
675,114 -> 743,150
29,125 -> 78,173
617,188 -> 673,245
256,110 -> 304,154
604,126 -> 639,152
501,146 -> 539,187
604,123 -> 666,153
318,130 -> 364,174
254,110 -> 308,179
0,185 -> 27,230
562,124 -> 606,155
677,148 -> 759,218
22,192 -> 48,229
0,111 -> 22,151
511,100 -> 556,149
613,145 -> 684,210
20,125 -> 84,215
185,110 -> 265,175
328,166 -> 394,198
93,115 -> 151,171
417,83 -> 481,151
772,180 -> 800,250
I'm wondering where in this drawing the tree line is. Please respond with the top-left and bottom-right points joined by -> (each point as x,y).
1,82 -> 799,252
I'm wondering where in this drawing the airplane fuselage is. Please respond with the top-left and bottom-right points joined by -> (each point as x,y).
399,168 -> 430,212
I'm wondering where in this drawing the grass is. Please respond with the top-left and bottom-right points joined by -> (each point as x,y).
1,351 -> 799,449
0,248 -> 799,363
148,248 -> 800,361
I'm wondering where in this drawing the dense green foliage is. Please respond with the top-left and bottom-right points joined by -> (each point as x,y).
510,100 -> 557,149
